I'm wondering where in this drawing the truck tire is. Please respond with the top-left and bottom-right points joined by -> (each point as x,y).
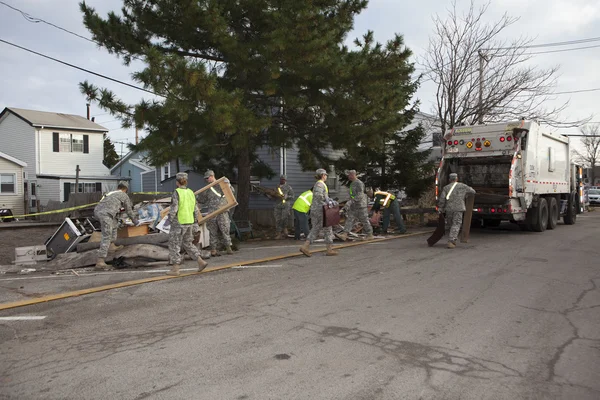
532,197 -> 548,232
547,197 -> 559,230
564,192 -> 577,225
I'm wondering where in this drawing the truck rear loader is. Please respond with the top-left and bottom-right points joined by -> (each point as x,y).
436,120 -> 584,232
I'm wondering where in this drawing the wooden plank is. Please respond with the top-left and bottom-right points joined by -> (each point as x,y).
460,194 -> 475,243
117,224 -> 149,238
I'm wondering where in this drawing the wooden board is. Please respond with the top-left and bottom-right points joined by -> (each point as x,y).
117,224 -> 149,238
460,194 -> 475,243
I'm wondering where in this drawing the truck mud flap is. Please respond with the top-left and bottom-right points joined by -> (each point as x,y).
427,214 -> 445,246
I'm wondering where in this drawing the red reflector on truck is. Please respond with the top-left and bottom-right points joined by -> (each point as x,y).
507,136 -> 512,141
500,136 -> 505,142
491,208 -> 496,213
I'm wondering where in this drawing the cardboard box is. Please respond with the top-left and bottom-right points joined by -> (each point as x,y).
117,224 -> 149,238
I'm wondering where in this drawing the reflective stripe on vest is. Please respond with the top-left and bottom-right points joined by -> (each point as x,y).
375,191 -> 396,207
293,191 -> 313,213
278,187 -> 285,204
175,188 -> 196,224
446,182 -> 458,200
322,182 -> 328,194
210,187 -> 223,198
101,190 -> 120,201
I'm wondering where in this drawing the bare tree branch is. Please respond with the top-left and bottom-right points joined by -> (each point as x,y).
421,0 -> 591,133
572,124 -> 600,185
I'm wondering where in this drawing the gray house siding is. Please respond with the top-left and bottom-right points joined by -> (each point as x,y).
36,178 -> 60,207
0,112 -> 36,179
249,146 -> 282,210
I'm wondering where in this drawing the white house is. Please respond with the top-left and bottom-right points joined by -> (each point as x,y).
0,151 -> 27,216
0,107 -> 124,212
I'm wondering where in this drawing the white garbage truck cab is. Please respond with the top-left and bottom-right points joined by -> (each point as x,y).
436,120 -> 583,231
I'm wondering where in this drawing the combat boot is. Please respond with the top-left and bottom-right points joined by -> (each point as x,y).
326,244 -> 339,256
335,232 -> 349,241
447,241 -> 456,249
283,228 -> 289,238
225,245 -> 233,255
300,241 -> 311,257
365,234 -> 374,240
108,243 -> 124,252
167,264 -> 180,276
94,258 -> 112,271
197,258 -> 208,272
211,249 -> 221,257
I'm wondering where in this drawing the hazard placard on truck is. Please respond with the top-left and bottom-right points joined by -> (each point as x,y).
435,120 -> 583,232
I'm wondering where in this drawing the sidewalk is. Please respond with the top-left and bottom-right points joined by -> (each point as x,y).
0,221 -> 61,229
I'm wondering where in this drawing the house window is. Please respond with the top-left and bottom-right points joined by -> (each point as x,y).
0,174 -> 16,194
71,134 -> 84,153
163,164 -> 170,180
59,133 -> 72,152
70,182 -> 100,193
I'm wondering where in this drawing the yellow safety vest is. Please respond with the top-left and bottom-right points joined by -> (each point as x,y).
293,190 -> 313,213
175,188 -> 196,224
278,186 -> 285,203
375,191 -> 396,208
322,181 -> 328,194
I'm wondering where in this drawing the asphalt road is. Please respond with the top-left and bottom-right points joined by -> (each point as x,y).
1,214 -> 599,400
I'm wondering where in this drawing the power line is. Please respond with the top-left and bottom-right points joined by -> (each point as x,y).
553,87 -> 600,95
527,43 -> 600,55
0,38 -> 162,97
487,36 -> 600,51
0,1 -> 96,44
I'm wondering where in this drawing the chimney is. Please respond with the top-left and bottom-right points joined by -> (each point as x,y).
86,103 -> 90,120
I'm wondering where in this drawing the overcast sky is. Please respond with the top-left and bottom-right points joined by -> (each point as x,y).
1,0 -> 598,157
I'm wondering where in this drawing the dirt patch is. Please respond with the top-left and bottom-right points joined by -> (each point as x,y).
0,227 -> 57,265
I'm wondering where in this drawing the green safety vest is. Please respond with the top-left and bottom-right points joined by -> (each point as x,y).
175,188 -> 196,224
293,190 -> 313,213
375,191 -> 396,208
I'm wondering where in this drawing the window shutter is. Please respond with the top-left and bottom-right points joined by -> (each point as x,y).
64,183 -> 71,202
53,132 -> 59,152
83,135 -> 89,154
95,182 -> 102,192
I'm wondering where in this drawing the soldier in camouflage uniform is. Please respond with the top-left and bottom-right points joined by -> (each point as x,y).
93,181 -> 139,270
167,172 -> 208,276
274,175 -> 294,239
197,170 -> 233,256
336,170 -> 374,241
300,169 -> 339,257
225,178 -> 236,219
437,173 -> 476,249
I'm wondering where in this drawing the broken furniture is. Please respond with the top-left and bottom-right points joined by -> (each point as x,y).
45,217 -> 97,260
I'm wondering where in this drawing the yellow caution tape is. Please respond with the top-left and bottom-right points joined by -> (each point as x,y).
0,202 -> 99,220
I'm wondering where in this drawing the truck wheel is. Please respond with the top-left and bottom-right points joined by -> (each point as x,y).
547,197 -> 558,230
532,198 -> 548,232
564,192 -> 577,225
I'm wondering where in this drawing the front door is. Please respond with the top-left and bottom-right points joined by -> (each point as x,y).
29,181 -> 38,213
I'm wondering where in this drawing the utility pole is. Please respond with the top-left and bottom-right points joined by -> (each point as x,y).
478,50 -> 484,124
75,165 -> 81,193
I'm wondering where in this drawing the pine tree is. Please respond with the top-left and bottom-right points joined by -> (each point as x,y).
102,134 -> 120,169
79,0 -> 417,218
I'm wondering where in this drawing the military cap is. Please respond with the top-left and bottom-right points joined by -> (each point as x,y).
316,168 -> 328,176
449,173 -> 458,180
176,172 -> 188,181
345,169 -> 357,175
204,170 -> 215,178
118,180 -> 129,188
280,174 -> 287,180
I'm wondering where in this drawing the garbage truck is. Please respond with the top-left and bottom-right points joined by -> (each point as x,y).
435,120 -> 584,232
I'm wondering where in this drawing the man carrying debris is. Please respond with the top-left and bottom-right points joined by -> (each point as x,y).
369,188 -> 407,234
292,188 -> 312,240
336,170 -> 373,241
93,181 -> 139,271
225,178 -> 236,219
167,172 -> 209,276
437,173 -> 476,249
300,169 -> 339,257
197,170 -> 233,256
274,175 -> 294,239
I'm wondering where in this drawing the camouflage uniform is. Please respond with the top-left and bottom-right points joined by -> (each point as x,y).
274,183 -> 294,234
227,182 -> 236,219
197,184 -> 232,250
438,181 -> 476,244
168,186 -> 203,265
342,178 -> 373,236
93,190 -> 137,258
307,181 -> 333,244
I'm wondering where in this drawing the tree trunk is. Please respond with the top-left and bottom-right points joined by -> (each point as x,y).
237,146 -> 251,220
